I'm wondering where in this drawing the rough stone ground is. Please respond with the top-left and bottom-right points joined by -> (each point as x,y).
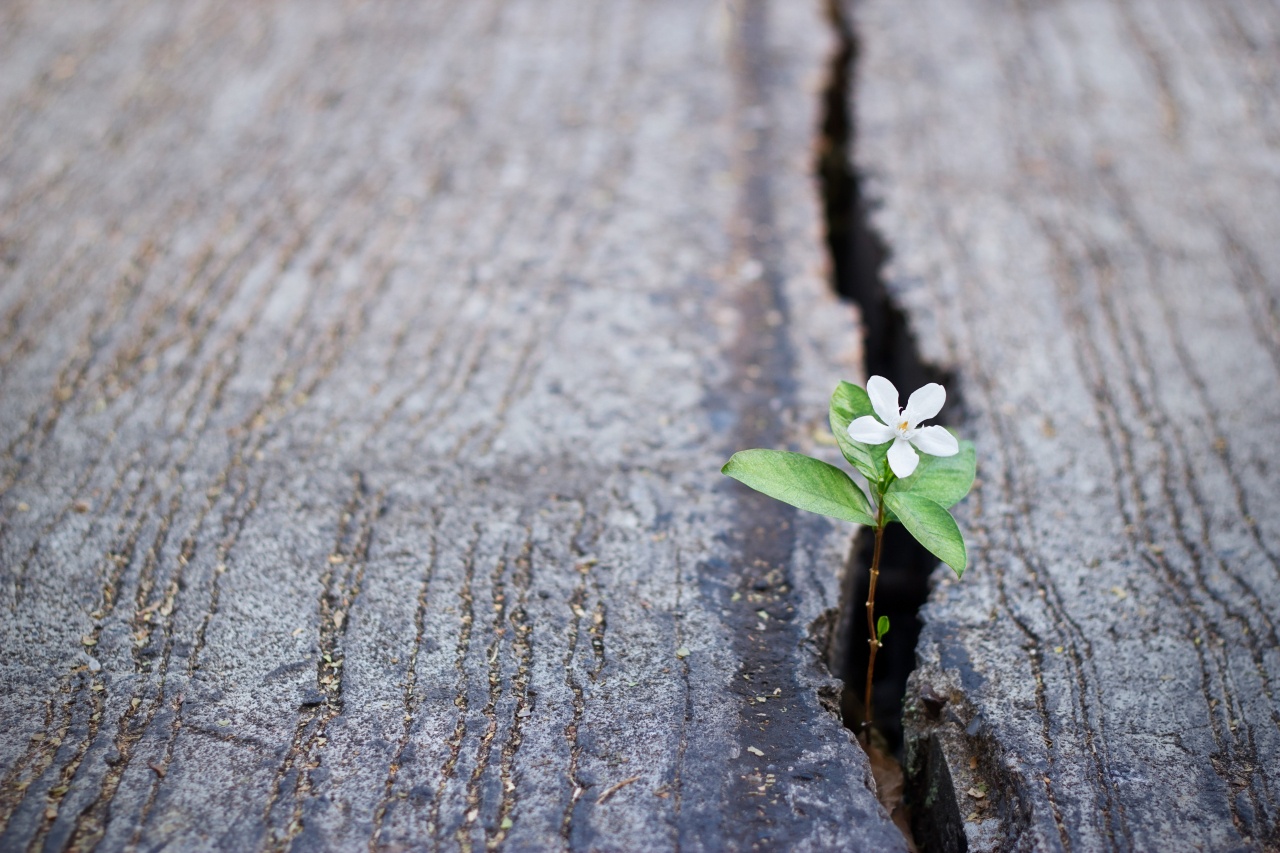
851,0 -> 1280,850
0,1 -> 908,851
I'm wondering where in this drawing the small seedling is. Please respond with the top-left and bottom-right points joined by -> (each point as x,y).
722,376 -> 975,734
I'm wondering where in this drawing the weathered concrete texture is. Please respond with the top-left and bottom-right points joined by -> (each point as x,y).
851,0 -> 1280,850
0,1 -> 907,851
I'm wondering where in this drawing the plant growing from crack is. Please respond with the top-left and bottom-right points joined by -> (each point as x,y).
722,376 -> 975,737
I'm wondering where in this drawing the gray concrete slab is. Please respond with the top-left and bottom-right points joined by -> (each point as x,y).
852,0 -> 1280,849
0,1 -> 906,851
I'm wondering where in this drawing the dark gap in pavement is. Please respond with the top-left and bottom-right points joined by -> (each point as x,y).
816,0 -> 961,760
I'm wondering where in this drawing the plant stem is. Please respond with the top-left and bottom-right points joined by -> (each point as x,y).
863,500 -> 886,735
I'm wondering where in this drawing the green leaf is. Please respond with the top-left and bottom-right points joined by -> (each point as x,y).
888,439 -> 976,508
722,449 -> 876,526
883,492 -> 967,577
828,381 -> 891,484
876,615 -> 890,641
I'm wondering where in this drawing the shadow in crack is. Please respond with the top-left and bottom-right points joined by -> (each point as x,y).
816,0 -> 961,760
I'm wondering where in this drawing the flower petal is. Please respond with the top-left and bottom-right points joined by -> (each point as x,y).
866,375 -> 901,427
847,416 -> 896,445
903,383 -> 946,427
887,437 -> 920,478
910,425 -> 959,457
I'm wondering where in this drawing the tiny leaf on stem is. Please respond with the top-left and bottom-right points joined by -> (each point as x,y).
722,450 -> 876,527
877,615 -> 890,641
883,491 -> 967,577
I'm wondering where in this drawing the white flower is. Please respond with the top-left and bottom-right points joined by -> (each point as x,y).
847,375 -> 959,478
